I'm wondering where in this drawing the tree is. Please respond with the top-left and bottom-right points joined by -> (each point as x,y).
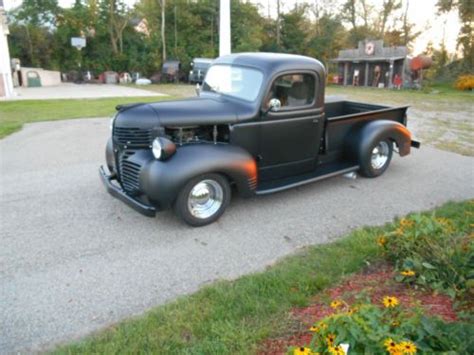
101,0 -> 131,55
231,0 -> 263,52
8,0 -> 59,67
279,4 -> 310,54
379,0 -> 402,36
341,0 -> 357,30
437,0 -> 473,71
307,14 -> 348,65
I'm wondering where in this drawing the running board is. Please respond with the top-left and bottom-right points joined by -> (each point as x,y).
256,163 -> 359,195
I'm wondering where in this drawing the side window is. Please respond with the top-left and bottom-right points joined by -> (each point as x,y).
267,73 -> 315,109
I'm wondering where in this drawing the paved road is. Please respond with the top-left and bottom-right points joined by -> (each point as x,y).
4,83 -> 164,101
1,118 -> 473,353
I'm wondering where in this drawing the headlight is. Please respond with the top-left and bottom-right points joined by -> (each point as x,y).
152,137 -> 176,160
152,137 -> 162,159
109,114 -> 116,131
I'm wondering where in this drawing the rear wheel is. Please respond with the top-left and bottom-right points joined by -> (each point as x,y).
359,139 -> 393,177
174,173 -> 231,226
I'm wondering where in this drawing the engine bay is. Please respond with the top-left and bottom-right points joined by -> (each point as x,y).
164,125 -> 229,145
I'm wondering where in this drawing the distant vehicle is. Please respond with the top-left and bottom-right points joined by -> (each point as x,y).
188,58 -> 213,84
161,60 -> 181,83
101,53 -> 420,226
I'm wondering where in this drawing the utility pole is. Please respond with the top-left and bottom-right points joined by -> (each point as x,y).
219,0 -> 231,56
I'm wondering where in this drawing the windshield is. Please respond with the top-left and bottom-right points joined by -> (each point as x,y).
202,65 -> 263,102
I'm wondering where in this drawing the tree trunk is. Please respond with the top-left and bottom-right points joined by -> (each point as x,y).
24,25 -> 35,66
174,4 -> 177,57
159,0 -> 167,62
276,0 -> 281,47
361,0 -> 370,27
108,0 -> 119,55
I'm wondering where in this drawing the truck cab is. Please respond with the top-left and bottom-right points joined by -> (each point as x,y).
100,53 -> 419,226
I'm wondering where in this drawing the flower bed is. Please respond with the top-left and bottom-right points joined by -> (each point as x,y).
260,207 -> 474,354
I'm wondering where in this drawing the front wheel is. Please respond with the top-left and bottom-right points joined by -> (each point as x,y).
174,173 -> 231,227
359,139 -> 393,177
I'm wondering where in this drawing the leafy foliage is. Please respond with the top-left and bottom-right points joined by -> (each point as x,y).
454,74 -> 474,90
6,0 -> 425,77
380,211 -> 474,299
295,300 -> 474,354
293,202 -> 474,354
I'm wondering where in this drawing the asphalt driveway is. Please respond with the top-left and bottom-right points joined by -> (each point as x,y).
1,118 -> 473,353
6,83 -> 165,101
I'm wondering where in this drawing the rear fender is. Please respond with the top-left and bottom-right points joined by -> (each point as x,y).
141,144 -> 257,208
345,120 -> 413,162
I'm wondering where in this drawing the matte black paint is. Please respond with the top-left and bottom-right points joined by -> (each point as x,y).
116,144 -> 256,210
101,52 -> 418,217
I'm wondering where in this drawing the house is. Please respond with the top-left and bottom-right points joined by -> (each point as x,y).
0,0 -> 14,98
331,39 -> 409,89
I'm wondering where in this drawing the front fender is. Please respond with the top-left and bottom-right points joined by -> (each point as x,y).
141,143 -> 257,208
346,120 -> 413,162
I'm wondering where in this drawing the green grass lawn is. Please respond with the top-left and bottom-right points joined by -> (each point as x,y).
127,83 -> 196,98
326,83 -> 474,104
53,200 -> 472,354
0,96 -> 174,139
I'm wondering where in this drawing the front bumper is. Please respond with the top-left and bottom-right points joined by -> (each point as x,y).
99,165 -> 156,217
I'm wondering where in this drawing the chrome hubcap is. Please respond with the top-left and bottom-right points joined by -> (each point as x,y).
371,141 -> 390,170
188,179 -> 224,219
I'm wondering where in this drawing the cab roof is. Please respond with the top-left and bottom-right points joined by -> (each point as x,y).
213,52 -> 326,77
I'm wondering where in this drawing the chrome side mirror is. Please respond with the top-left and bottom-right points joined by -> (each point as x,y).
268,98 -> 281,112
195,83 -> 201,96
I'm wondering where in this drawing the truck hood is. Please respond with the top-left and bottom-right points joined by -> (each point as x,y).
115,96 -> 256,129
148,97 -> 241,126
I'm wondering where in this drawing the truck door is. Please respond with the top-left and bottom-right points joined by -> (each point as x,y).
258,72 -> 324,181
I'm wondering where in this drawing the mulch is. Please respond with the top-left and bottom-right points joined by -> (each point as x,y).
259,263 -> 458,355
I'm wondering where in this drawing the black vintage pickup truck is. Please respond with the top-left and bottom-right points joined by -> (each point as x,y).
100,53 -> 419,226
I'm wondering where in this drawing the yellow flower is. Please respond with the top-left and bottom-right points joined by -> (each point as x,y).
293,346 -> 312,355
330,299 -> 343,309
326,333 -> 336,346
399,341 -> 417,354
377,236 -> 387,247
400,218 -> 414,228
391,320 -> 400,327
384,338 -> 399,352
319,322 -> 328,330
400,270 -> 415,277
383,296 -> 400,308
309,325 -> 319,332
328,345 -> 345,355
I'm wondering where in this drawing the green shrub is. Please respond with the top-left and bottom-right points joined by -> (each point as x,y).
379,213 -> 474,299
291,298 -> 474,354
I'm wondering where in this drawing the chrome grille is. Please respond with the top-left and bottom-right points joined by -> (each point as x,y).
114,127 -> 152,147
119,151 -> 141,194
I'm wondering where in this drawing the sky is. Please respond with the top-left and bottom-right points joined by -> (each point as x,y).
3,0 -> 461,56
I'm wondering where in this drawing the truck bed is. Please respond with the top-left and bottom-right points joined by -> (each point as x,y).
324,101 -> 409,153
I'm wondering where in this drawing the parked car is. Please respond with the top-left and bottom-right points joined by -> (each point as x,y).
100,53 -> 420,226
188,58 -> 213,84
161,60 -> 181,83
